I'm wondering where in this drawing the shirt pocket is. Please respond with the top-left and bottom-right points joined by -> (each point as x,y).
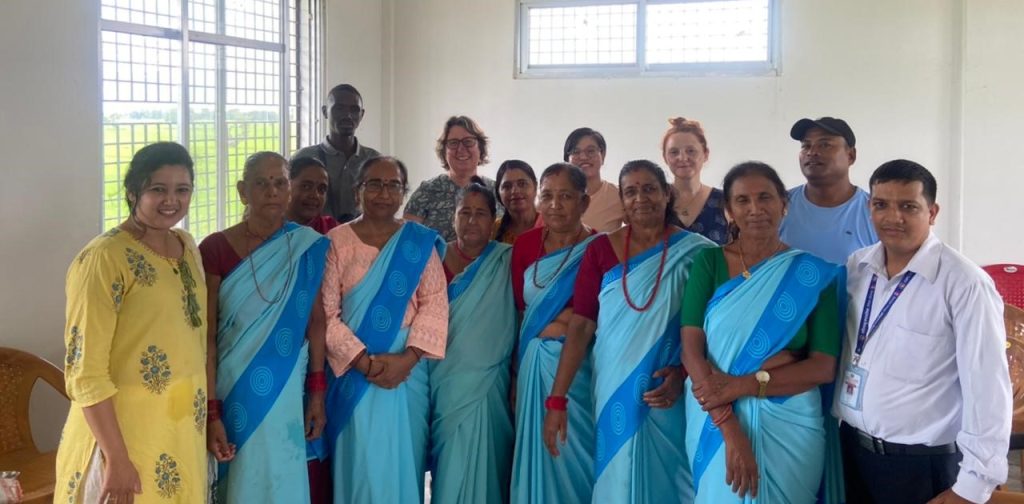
881,324 -> 954,384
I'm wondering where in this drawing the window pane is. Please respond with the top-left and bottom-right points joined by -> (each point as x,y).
646,0 -> 770,64
188,42 -> 219,239
188,0 -> 218,34
101,0 -> 180,30
527,4 -> 637,66
225,0 -> 282,43
101,31 -> 181,231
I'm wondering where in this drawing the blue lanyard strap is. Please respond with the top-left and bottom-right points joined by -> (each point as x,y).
854,271 -> 915,363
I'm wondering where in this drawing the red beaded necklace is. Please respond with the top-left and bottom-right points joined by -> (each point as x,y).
532,226 -> 585,289
621,224 -> 670,312
453,241 -> 480,262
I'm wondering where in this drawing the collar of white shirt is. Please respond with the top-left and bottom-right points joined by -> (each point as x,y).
857,232 -> 942,283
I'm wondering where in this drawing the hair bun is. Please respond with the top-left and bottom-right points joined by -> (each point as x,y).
668,117 -> 688,127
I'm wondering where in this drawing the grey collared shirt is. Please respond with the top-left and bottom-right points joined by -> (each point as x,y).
292,137 -> 380,223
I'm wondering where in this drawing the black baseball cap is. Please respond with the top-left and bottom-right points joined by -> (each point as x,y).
790,117 -> 856,148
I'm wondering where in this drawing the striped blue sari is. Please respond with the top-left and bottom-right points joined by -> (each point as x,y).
323,222 -> 446,504
214,222 -> 330,503
592,231 -> 712,503
685,249 -> 843,504
429,241 -> 516,504
511,233 -> 599,504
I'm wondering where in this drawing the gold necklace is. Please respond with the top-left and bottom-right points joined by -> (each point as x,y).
738,240 -> 785,279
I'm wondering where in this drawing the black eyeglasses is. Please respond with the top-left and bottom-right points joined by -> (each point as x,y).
444,137 -> 479,151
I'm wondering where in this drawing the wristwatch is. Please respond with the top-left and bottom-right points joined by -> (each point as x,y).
755,370 -> 771,399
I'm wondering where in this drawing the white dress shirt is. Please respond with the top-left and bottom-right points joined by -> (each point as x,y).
834,233 -> 1010,504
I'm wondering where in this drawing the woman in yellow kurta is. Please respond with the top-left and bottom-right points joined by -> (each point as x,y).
57,142 -> 208,503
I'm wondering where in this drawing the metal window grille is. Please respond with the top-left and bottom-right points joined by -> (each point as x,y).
100,0 -> 323,240
517,0 -> 777,77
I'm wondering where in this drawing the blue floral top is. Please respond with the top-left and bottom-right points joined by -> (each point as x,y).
684,187 -> 729,245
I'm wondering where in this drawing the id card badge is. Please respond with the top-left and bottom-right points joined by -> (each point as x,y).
840,365 -> 868,411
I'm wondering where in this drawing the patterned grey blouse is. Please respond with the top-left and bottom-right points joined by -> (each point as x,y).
404,173 -> 496,241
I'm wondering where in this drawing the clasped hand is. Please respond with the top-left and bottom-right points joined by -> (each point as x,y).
691,367 -> 748,411
363,350 -> 418,389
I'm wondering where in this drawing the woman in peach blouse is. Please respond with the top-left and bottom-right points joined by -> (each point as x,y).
320,155 -> 449,503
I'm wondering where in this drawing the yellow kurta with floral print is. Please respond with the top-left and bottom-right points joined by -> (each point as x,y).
56,228 -> 208,503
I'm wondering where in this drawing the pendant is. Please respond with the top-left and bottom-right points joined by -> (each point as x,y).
742,270 -> 752,279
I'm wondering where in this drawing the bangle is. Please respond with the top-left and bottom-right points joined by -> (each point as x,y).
207,399 -> 223,423
711,404 -> 733,427
305,371 -> 327,392
544,396 -> 568,411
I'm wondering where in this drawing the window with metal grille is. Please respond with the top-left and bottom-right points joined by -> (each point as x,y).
516,0 -> 776,77
101,0 -> 323,240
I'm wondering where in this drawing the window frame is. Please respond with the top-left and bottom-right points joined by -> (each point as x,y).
99,0 -> 324,238
514,0 -> 781,79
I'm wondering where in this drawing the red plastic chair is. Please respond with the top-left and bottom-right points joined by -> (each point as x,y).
984,264 -> 1024,309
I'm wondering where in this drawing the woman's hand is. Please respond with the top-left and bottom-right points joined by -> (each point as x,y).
722,423 -> 759,498
100,453 -> 143,504
691,368 -> 754,411
304,393 -> 327,441
367,351 -> 418,389
643,366 -> 684,409
543,409 -> 567,457
206,419 -> 236,462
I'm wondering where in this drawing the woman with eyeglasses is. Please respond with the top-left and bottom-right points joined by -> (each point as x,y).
199,152 -> 331,503
662,117 -> 730,245
510,163 -> 600,504
321,155 -> 448,503
429,177 -> 516,503
405,115 -> 497,242
57,142 -> 207,503
564,127 -> 624,233
493,160 -> 542,244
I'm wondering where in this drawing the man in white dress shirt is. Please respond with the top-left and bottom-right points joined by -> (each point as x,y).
835,159 -> 1010,503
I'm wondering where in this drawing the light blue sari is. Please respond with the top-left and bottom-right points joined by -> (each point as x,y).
323,222 -> 446,504
593,231 -> 712,503
215,222 -> 330,503
511,233 -> 599,504
686,249 -> 843,504
429,241 -> 516,504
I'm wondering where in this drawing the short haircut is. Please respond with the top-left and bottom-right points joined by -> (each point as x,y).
435,115 -> 489,169
563,127 -> 607,162
327,83 -> 362,102
869,159 -> 937,204
355,155 -> 409,187
124,142 -> 194,211
288,156 -> 327,180
539,162 -> 588,193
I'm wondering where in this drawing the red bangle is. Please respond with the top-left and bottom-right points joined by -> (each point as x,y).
207,399 -> 223,423
544,396 -> 568,411
305,371 -> 327,393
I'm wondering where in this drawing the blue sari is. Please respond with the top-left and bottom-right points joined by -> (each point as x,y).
323,222 -> 445,504
215,222 -> 330,503
429,241 -> 516,504
686,249 -> 843,504
511,233 -> 599,504
593,231 -> 712,503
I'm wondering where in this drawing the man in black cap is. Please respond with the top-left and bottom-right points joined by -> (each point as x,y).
292,83 -> 380,224
780,117 -> 877,265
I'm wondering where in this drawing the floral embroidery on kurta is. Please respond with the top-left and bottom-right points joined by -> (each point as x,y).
154,453 -> 182,498
125,248 -> 157,286
140,345 -> 172,393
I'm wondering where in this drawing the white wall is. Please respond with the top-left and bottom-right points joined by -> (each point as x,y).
0,0 -> 99,449
324,0 -> 1024,264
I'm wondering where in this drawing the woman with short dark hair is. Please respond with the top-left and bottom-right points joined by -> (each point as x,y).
564,127 -> 624,232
